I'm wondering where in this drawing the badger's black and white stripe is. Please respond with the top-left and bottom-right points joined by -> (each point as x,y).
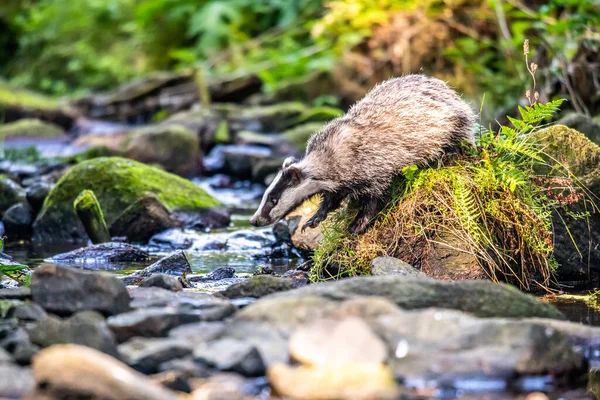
250,74 -> 476,234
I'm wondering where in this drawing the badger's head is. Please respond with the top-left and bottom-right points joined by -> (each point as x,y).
250,157 -> 317,227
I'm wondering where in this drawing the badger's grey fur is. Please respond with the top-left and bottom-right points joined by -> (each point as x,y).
249,74 -> 477,234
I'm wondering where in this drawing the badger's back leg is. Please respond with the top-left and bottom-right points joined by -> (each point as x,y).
302,192 -> 345,232
348,195 -> 384,234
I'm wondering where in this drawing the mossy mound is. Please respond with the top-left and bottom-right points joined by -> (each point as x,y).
0,119 -> 65,139
0,81 -> 59,111
33,157 -> 220,243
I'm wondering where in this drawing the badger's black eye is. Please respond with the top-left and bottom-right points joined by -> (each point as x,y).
270,198 -> 278,206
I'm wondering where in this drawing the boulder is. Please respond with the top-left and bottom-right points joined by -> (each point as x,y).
26,311 -> 119,357
124,124 -> 200,176
30,265 -> 131,316
370,256 -> 429,278
220,276 -> 296,299
118,337 -> 193,374
0,118 -> 65,139
32,157 -> 222,243
533,125 -> 600,279
27,345 -> 181,400
25,181 -> 52,213
47,242 -> 149,265
121,251 -> 191,286
557,112 -> 600,145
161,108 -> 222,151
0,176 -> 26,215
2,202 -> 33,237
109,194 -> 179,243
140,274 -> 183,292
267,275 -> 564,319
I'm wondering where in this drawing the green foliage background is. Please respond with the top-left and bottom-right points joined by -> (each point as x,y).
0,0 -> 598,112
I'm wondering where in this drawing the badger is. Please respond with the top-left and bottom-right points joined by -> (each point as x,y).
249,74 -> 477,234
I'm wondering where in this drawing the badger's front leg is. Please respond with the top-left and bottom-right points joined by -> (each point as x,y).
348,196 -> 382,234
302,192 -> 345,232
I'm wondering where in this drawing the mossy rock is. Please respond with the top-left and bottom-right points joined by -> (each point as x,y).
268,275 -> 565,319
124,124 -> 200,177
556,113 -> 600,145
282,122 -> 325,151
0,81 -> 60,111
0,119 -> 65,139
33,157 -> 220,243
0,176 -> 26,215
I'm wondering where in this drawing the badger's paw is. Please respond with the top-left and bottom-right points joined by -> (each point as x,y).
348,217 -> 371,235
301,214 -> 323,232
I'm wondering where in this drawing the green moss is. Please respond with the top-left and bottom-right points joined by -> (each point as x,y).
0,80 -> 60,110
0,118 -> 65,139
533,124 -> 600,177
282,122 -> 325,151
34,157 -> 220,242
73,190 -> 110,244
214,121 -> 230,144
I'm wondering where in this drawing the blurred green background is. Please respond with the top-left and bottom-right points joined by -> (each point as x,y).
0,0 -> 598,117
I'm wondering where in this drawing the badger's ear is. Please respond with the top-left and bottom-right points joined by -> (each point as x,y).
285,165 -> 303,185
282,157 -> 298,169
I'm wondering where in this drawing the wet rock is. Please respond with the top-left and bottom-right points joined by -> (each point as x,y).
225,102 -> 307,134
194,338 -> 266,377
148,229 -> 195,250
47,242 -> 149,265
221,144 -> 273,179
285,197 -> 323,251
191,267 -> 236,282
0,363 -> 35,399
26,311 -> 118,357
370,256 -> 429,278
268,363 -> 398,400
25,181 -> 52,213
31,265 -> 130,316
220,276 -> 296,299
108,301 -> 235,342
171,207 -> 231,230
6,302 -> 47,323
270,275 -> 564,319
141,274 -> 183,292
124,124 -> 200,176
27,344 -> 181,400
0,176 -> 26,215
2,202 -> 33,237
109,194 -> 179,243
121,250 -> 191,285
118,337 -> 193,374
158,357 -> 213,379
33,157 -> 221,243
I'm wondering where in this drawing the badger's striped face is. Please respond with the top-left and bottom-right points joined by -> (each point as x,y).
250,158 -> 307,227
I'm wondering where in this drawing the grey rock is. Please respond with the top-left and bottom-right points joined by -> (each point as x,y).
31,265 -> 131,316
0,322 -> 39,364
0,176 -> 26,215
108,303 -> 235,342
168,321 -> 226,343
47,242 -> 149,264
190,266 -> 235,282
6,302 -> 47,322
557,112 -> 600,144
0,363 -> 35,398
128,287 -> 235,312
370,256 -> 429,278
2,202 -> 33,237
220,276 -> 296,299
25,181 -> 52,213
281,269 -> 310,288
149,370 -> 192,393
140,274 -> 183,292
27,311 -> 118,357
268,275 -> 564,319
118,337 -> 193,374
158,357 -> 213,378
121,251 -> 191,286
0,287 -> 31,300
170,208 -> 231,230
194,338 -> 266,377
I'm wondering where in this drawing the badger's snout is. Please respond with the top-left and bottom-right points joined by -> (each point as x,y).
249,214 -> 270,227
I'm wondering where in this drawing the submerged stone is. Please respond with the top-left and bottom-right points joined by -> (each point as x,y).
47,242 -> 149,264
121,251 -> 191,286
32,157 -> 222,243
